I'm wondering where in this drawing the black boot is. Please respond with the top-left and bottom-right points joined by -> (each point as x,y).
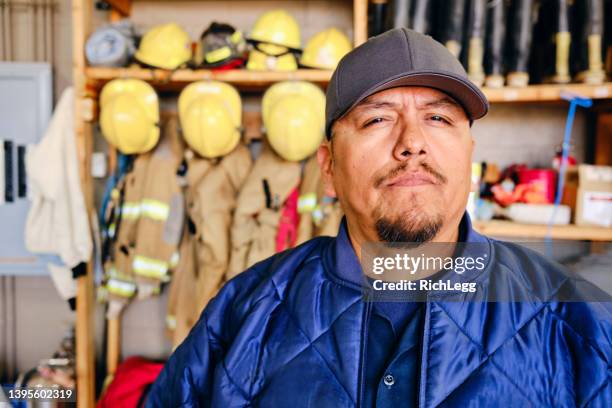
549,0 -> 572,83
438,0 -> 467,58
485,0 -> 506,88
370,0 -> 389,37
412,0 -> 432,34
465,0 -> 487,86
573,0 -> 605,84
506,0 -> 535,87
386,0 -> 412,30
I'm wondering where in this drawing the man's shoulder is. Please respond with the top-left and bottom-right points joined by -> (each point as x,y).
487,239 -> 612,352
490,240 -> 610,305
202,236 -> 334,333
226,235 -> 333,294
489,239 -> 591,299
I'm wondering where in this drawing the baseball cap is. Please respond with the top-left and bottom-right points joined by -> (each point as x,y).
325,28 -> 489,138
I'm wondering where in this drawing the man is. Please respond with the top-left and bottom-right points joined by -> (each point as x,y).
148,29 -> 611,407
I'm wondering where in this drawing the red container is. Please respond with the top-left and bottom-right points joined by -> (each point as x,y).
518,169 -> 556,203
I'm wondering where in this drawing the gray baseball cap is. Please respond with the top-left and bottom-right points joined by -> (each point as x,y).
325,28 -> 489,138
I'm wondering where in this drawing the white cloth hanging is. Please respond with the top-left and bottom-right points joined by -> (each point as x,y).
25,87 -> 92,300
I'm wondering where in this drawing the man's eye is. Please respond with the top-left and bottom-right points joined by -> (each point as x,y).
430,115 -> 449,124
364,117 -> 384,127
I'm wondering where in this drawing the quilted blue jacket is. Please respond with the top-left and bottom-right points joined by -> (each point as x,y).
148,215 -> 611,407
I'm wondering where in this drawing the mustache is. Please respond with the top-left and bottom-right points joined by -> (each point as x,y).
373,161 -> 448,188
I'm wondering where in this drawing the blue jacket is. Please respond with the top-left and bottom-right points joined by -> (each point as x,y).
148,215 -> 611,407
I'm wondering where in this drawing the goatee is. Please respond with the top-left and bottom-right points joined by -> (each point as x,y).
375,213 -> 443,243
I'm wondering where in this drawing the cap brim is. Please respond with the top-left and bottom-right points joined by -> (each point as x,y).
343,71 -> 489,123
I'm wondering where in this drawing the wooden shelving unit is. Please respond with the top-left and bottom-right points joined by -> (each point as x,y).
72,1 -> 611,406
474,220 -> 612,241
85,66 -> 333,90
483,82 -> 612,103
73,1 -> 369,406
85,65 -> 612,102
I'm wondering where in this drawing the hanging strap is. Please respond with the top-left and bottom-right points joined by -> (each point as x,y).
275,187 -> 300,252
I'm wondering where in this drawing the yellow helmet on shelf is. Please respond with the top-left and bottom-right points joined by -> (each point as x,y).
249,9 -> 301,50
178,81 -> 242,159
135,23 -> 192,70
300,28 -> 352,69
262,81 -> 325,162
100,79 -> 160,154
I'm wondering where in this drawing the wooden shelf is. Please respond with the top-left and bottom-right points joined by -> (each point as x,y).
85,66 -> 612,101
85,66 -> 333,90
482,82 -> 611,102
474,220 -> 612,241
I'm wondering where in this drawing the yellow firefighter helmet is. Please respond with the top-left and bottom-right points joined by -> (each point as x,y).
262,81 -> 325,162
100,79 -> 160,154
247,10 -> 301,71
249,9 -> 301,50
135,23 -> 192,70
300,28 -> 352,69
178,81 -> 242,158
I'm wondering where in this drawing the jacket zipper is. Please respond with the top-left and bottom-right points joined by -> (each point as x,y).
356,300 -> 372,408
418,298 -> 431,408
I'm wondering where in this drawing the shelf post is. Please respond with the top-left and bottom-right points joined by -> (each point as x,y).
72,0 -> 96,406
106,317 -> 122,377
594,112 -> 612,165
354,0 -> 368,46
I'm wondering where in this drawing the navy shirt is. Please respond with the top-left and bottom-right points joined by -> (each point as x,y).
364,301 -> 424,407
362,219 -> 470,407
332,216 -> 471,407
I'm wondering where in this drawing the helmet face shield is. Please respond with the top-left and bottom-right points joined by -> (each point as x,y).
247,48 -> 298,71
197,22 -> 247,68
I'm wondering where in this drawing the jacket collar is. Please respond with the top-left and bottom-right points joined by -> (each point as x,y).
324,212 -> 492,289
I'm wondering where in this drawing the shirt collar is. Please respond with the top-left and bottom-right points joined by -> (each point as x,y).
325,212 -> 491,288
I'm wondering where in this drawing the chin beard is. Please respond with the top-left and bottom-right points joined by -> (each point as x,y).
375,213 -> 443,243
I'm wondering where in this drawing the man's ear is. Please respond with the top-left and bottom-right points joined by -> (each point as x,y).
317,142 -> 337,198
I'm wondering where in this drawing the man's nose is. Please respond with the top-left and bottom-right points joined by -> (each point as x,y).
392,119 -> 428,161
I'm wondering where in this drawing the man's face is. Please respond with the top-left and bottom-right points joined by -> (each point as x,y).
318,86 -> 474,243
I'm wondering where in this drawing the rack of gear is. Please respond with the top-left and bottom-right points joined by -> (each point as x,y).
72,1 -> 611,406
73,1 -> 367,406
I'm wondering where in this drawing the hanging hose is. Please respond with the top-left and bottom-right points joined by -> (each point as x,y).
546,93 -> 593,248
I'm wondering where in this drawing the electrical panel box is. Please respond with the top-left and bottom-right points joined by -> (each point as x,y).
0,63 -> 52,275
